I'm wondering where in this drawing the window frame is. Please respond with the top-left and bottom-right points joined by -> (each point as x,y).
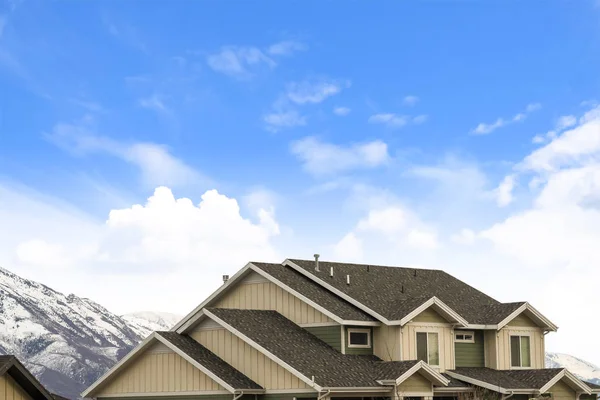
509,334 -> 532,369
347,328 -> 371,348
415,331 -> 440,367
454,330 -> 475,343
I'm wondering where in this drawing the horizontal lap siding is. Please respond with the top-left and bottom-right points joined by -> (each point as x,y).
0,375 -> 32,400
397,373 -> 433,394
454,330 -> 485,367
304,326 -> 342,351
190,328 -> 311,391
548,380 -> 576,400
215,279 -> 334,325
344,327 -> 373,355
96,351 -> 225,396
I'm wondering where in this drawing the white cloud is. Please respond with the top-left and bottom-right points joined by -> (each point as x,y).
556,115 -> 577,131
494,175 -> 516,207
139,94 -> 170,115
290,137 -> 390,176
413,114 -> 428,124
207,46 -> 275,79
472,103 -> 542,135
263,110 -> 306,132
333,232 -> 363,261
286,79 -> 349,104
450,228 -> 476,245
0,185 -> 280,314
368,113 -> 409,128
46,117 -> 206,188
333,107 -> 351,116
267,41 -> 306,56
403,95 -> 419,106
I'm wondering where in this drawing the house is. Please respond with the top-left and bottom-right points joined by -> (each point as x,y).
82,258 -> 600,400
0,355 -> 67,400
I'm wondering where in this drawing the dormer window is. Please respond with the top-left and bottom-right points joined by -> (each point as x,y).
347,328 -> 371,348
455,331 -> 475,343
510,335 -> 531,368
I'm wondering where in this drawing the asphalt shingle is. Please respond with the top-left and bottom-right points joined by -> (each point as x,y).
450,367 -> 564,390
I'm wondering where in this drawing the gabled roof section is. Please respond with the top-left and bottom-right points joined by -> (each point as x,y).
496,302 -> 558,331
156,332 -> 263,391
82,331 -> 263,398
447,368 -> 591,395
375,360 -> 450,387
0,355 -> 55,400
204,308 -> 449,391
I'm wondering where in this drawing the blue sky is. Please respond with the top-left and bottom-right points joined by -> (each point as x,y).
2,0 -> 600,363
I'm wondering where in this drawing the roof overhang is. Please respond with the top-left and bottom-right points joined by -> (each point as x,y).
82,332 -> 264,398
0,357 -> 54,400
539,369 -> 591,395
377,361 -> 450,387
497,302 -> 558,332
396,297 -> 469,327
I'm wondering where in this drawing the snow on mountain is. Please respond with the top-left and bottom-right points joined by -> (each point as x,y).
546,352 -> 600,385
121,311 -> 181,338
0,266 -> 181,399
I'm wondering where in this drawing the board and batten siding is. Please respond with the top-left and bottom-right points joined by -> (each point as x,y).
373,325 -> 401,361
401,307 -> 455,372
396,373 -> 433,395
454,330 -> 485,367
484,330 -> 498,369
547,380 -> 576,400
496,326 -> 545,369
344,326 -> 373,355
95,345 -> 226,396
0,374 -> 32,400
304,325 -> 342,351
214,271 -> 334,325
190,327 -> 312,391
506,312 -> 539,328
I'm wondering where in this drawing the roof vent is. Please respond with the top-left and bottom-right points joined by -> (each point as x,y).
414,269 -> 417,277
401,285 -> 405,293
222,275 -> 230,284
367,265 -> 370,272
330,267 -> 334,277
346,274 -> 350,285
314,254 -> 320,272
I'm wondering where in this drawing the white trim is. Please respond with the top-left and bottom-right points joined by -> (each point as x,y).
173,263 -> 255,332
539,369 -> 592,395
509,334 -> 532,369
455,330 -> 476,343
97,390 -> 231,398
399,297 -> 469,327
346,328 -> 371,348
415,330 -> 441,367
445,371 -> 510,395
82,334 -> 159,398
283,259 -> 391,324
395,361 -> 450,387
203,309 -> 323,392
264,389 -> 318,394
299,322 -> 340,328
497,303 -> 558,332
434,387 -> 475,393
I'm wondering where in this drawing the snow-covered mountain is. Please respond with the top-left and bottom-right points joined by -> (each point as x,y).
546,352 -> 600,385
0,266 -> 181,399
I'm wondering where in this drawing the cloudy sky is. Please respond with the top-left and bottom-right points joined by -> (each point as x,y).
1,0 -> 600,365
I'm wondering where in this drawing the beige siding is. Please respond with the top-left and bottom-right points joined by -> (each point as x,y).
397,373 -> 433,395
374,325 -> 401,361
547,380 -> 576,400
0,375 -> 32,400
411,307 -> 448,323
95,350 -> 225,396
191,327 -> 311,390
214,276 -> 334,325
484,330 -> 498,369
506,312 -> 539,328
497,327 -> 545,369
401,323 -> 455,372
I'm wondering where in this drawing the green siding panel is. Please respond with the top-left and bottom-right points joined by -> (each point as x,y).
343,326 -> 373,356
305,325 -> 342,351
580,395 -> 598,400
454,330 -> 485,368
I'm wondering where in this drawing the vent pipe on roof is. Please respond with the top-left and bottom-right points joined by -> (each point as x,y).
314,254 -> 320,272
414,269 -> 417,277
346,274 -> 350,285
401,285 -> 404,293
223,275 -> 230,284
367,265 -> 370,272
330,267 -> 334,277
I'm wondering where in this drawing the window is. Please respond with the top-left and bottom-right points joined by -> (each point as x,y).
416,332 -> 440,366
455,331 -> 475,343
510,335 -> 531,368
347,328 -> 371,348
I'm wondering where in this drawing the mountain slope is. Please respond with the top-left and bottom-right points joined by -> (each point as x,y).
121,311 -> 181,338
0,266 -> 180,399
546,352 -> 600,385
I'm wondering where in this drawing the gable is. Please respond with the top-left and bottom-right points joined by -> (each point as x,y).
0,374 -> 32,400
546,379 -> 576,400
190,327 -> 312,391
94,347 -> 226,397
411,306 -> 449,323
397,373 -> 433,394
506,311 -> 539,328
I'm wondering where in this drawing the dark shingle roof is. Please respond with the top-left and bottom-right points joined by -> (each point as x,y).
0,355 -> 15,375
451,367 -> 564,390
585,381 -> 600,390
288,259 -> 520,324
156,332 -> 262,390
207,308 -> 440,388
251,262 -> 375,322
0,355 -> 54,399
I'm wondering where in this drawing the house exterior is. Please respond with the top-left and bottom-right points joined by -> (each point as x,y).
0,355 -> 64,400
83,258 -> 600,400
